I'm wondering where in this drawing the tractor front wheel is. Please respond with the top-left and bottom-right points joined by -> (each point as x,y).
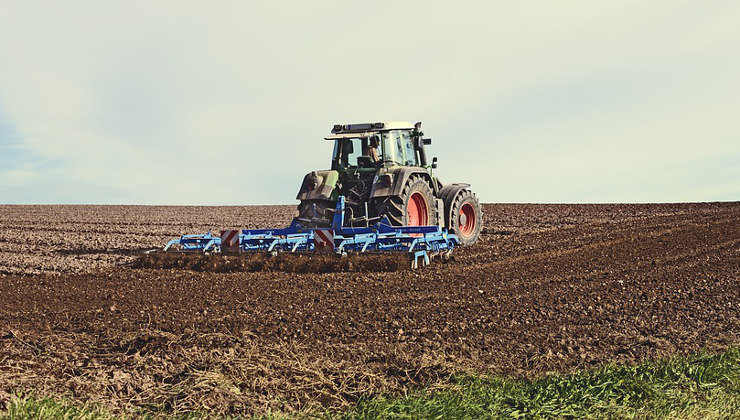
448,190 -> 482,245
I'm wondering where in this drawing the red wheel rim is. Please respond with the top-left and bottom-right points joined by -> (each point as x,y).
406,192 -> 428,226
458,202 -> 476,237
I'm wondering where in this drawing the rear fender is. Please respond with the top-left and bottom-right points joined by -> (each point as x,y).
296,170 -> 339,201
369,167 -> 437,199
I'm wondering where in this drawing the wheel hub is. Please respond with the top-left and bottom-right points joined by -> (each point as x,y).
407,192 -> 428,226
458,202 -> 477,238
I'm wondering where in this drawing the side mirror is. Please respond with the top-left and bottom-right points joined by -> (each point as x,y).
431,157 -> 438,169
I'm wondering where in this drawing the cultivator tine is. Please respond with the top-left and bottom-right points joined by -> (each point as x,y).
163,196 -> 459,268
411,251 -> 430,269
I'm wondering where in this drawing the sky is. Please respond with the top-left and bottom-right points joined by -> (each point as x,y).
0,1 -> 738,205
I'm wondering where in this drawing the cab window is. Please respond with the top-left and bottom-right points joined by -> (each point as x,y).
333,137 -> 370,168
381,131 -> 404,166
399,131 -> 417,166
382,130 -> 416,166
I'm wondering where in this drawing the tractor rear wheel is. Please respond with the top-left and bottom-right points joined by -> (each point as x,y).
297,199 -> 333,228
448,190 -> 482,245
373,175 -> 438,226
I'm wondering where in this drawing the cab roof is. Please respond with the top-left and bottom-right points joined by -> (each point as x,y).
378,121 -> 415,130
325,121 -> 417,140
330,121 -> 415,133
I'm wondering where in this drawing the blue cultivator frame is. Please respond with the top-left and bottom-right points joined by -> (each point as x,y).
164,196 -> 459,268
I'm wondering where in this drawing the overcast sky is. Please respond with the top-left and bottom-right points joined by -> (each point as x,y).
1,1 -> 738,204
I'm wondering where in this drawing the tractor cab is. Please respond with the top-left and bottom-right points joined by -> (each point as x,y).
325,122 -> 429,171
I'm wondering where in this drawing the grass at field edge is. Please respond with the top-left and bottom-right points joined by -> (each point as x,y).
3,347 -> 739,419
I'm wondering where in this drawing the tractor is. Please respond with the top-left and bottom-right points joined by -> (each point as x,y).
296,121 -> 482,245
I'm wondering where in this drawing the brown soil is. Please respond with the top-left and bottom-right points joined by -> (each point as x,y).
1,202 -> 739,415
131,252 -> 415,273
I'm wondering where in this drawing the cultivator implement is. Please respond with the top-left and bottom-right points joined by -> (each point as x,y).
164,196 -> 459,268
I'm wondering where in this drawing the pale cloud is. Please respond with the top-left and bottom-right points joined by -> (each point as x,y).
0,168 -> 40,186
0,0 -> 738,204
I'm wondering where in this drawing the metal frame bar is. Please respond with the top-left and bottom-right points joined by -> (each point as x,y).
164,196 -> 459,265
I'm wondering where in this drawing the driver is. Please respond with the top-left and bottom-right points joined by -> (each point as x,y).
366,136 -> 380,163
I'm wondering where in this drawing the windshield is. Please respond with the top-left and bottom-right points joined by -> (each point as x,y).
381,130 -> 418,166
331,130 -> 417,169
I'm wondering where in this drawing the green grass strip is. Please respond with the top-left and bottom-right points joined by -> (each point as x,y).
343,347 -> 740,419
0,394 -> 118,420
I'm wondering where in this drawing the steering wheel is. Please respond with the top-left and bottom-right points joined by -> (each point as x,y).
357,156 -> 377,168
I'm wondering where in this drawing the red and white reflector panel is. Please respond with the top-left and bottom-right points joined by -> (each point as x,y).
220,229 -> 240,253
313,229 -> 334,252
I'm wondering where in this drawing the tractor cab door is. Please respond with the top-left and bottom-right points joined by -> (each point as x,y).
333,138 -> 364,169
332,136 -> 382,169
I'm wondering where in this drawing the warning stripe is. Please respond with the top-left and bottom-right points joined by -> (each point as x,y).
220,230 -> 239,246
314,229 -> 333,247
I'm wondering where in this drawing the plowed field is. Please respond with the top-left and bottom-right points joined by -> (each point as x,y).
1,202 -> 739,415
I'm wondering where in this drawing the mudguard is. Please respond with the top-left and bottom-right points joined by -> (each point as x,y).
296,170 -> 339,201
369,167 -> 437,198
